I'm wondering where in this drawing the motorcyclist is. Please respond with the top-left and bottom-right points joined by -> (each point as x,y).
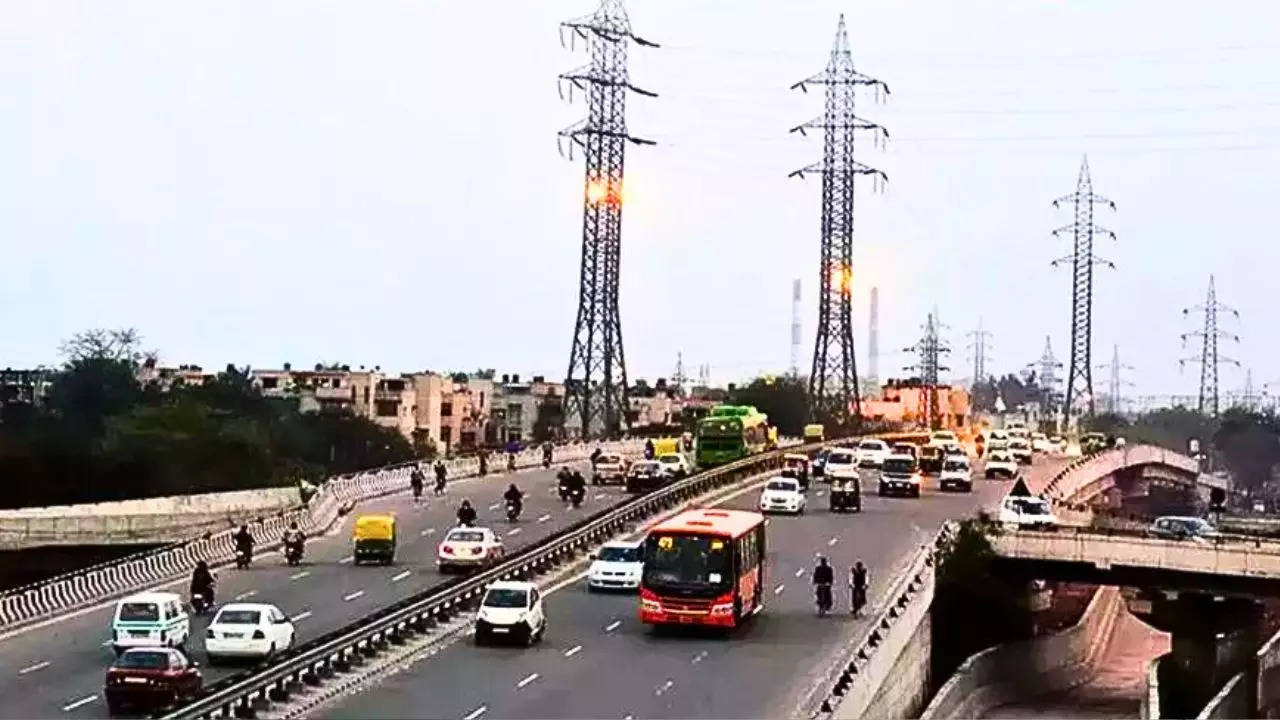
456,499 -> 478,527
849,561 -> 869,615
233,524 -> 255,562
812,556 -> 834,612
503,483 -> 524,515
189,560 -> 215,607
282,522 -> 306,552
478,451 -> 489,477
557,467 -> 573,500
409,466 -> 425,502
542,442 -> 553,465
644,439 -> 655,460
567,469 -> 587,505
434,460 -> 448,495
590,447 -> 602,468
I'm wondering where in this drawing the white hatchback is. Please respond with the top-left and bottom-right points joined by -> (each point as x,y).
825,448 -> 859,481
475,581 -> 546,645
587,540 -> 644,591
759,477 -> 806,514
438,527 -> 505,573
205,603 -> 295,663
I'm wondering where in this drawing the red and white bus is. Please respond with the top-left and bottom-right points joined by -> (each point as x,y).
639,509 -> 766,629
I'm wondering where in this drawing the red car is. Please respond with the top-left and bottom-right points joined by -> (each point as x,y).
104,647 -> 202,715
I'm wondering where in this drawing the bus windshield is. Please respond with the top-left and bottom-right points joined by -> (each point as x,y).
643,532 -> 731,594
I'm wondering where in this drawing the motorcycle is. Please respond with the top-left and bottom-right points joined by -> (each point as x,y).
815,583 -> 833,617
190,589 -> 214,615
235,549 -> 252,569
285,542 -> 304,566
506,501 -> 521,523
542,456 -> 552,469
569,487 -> 585,509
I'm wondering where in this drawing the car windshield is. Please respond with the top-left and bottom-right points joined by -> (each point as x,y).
447,530 -> 485,543
991,453 -> 1012,462
118,602 -> 160,622
1011,441 -> 1029,448
483,588 -> 528,608
214,609 -> 261,625
598,546 -> 642,563
944,460 -> 968,471
1185,519 -> 1215,534
828,452 -> 854,464
859,441 -> 885,450
766,480 -> 798,492
658,455 -> 680,464
643,532 -> 731,592
1014,499 -> 1051,515
883,458 -> 916,473
599,455 -> 621,464
116,651 -> 170,670
632,462 -> 660,472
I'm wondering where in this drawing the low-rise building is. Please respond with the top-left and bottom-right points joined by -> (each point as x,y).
862,379 -> 971,430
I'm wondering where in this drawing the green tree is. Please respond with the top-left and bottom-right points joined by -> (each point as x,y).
1213,409 -> 1280,493
1083,412 -> 1131,437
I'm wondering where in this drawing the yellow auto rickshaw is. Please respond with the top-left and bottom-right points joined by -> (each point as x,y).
781,453 -> 811,490
353,513 -> 397,565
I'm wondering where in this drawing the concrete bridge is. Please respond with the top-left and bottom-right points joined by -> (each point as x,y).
1036,444 -> 1226,520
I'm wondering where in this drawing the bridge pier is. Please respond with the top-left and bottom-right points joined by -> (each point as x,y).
1141,592 -> 1262,717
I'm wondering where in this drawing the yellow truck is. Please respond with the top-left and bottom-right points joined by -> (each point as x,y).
804,424 -> 825,443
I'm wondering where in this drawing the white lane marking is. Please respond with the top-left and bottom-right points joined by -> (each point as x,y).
19,661 -> 50,675
691,651 -> 707,664
344,590 -> 365,602
794,568 -> 805,578
235,590 -> 258,601
391,570 -> 411,583
421,528 -> 436,536
339,556 -> 354,564
61,695 -> 97,712
488,503 -> 501,511
604,620 -> 621,633
291,611 -> 313,622
828,536 -> 839,547
537,514 -> 551,523
508,527 -> 522,535
565,644 -> 583,658
655,679 -> 674,695
595,493 -> 605,500
516,672 -> 540,689
774,584 -> 786,595
100,640 -> 112,646
463,706 -> 488,720
816,490 -> 825,497
290,571 -> 311,581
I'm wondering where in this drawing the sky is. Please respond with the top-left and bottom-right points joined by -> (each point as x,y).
2,0 -> 1278,401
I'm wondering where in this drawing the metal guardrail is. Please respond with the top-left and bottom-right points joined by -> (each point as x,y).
987,521 -> 1280,552
164,441 -> 815,719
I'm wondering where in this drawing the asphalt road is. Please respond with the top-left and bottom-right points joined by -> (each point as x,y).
323,456 -> 1072,720
0,461 -> 633,719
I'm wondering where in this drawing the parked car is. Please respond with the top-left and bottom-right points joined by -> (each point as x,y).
984,451 -> 1018,479
592,453 -> 628,485
625,460 -> 667,493
998,496 -> 1058,530
855,439 -> 890,468
878,454 -> 922,498
587,540 -> 644,592
759,477 -> 807,514
205,603 -> 295,664
475,581 -> 546,646
939,456 -> 973,492
1148,516 -> 1219,541
104,648 -> 202,715
656,453 -> 692,480
438,527 -> 505,573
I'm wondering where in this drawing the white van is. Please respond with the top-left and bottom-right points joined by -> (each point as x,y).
111,592 -> 190,655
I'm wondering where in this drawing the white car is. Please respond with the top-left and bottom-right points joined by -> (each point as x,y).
587,539 -> 644,591
985,451 -> 1018,479
475,580 -> 546,645
856,439 -> 890,468
1031,433 -> 1051,453
592,453 -> 627,485
999,496 -> 1058,530
930,430 -> 959,446
878,454 -> 922,497
759,477 -> 806,514
824,448 -> 860,481
939,456 -> 973,492
987,430 -> 1009,444
1009,439 -> 1033,465
656,453 -> 692,480
205,603 -> 295,663
438,527 -> 505,573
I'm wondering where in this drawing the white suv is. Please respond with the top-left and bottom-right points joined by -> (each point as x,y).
999,496 -> 1058,530
856,439 -> 890,468
939,456 -> 973,492
824,448 -> 859,481
984,451 -> 1018,479
592,454 -> 628,485
475,581 -> 546,645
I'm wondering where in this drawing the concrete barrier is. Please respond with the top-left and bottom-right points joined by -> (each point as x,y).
1141,653 -> 1164,719
0,439 -> 641,631
919,586 -> 1123,719
1197,672 -> 1249,719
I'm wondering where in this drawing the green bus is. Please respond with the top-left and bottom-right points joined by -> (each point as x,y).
695,405 -> 770,468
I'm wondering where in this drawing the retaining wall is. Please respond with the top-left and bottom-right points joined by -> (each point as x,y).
0,440 -> 639,631
919,585 -> 1123,719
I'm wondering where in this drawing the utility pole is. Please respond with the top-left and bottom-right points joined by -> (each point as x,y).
966,318 -> 992,388
904,311 -> 951,430
1180,274 -> 1239,418
557,0 -> 658,438
1095,344 -> 1135,415
1052,156 -> 1116,421
867,287 -> 880,394
789,14 -> 889,428
790,279 -> 802,378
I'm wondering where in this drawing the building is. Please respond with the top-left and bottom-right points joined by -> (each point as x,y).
861,379 -> 972,430
490,374 -> 565,445
136,362 -> 215,391
0,368 -> 53,409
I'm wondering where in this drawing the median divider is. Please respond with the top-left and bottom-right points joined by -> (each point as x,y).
0,440 -> 641,633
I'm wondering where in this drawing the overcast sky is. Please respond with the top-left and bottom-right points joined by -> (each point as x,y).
2,1 -> 1277,400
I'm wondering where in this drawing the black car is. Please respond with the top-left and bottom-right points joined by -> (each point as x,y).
625,461 -> 667,493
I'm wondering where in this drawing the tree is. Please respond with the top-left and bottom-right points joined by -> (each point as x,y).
58,328 -> 145,365
728,376 -> 809,437
1083,412 -> 1130,437
1214,409 -> 1280,493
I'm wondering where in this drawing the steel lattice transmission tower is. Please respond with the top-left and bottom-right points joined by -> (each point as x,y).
966,317 -> 992,388
1096,344 -> 1135,415
1052,157 -> 1116,420
789,15 -> 889,426
556,0 -> 658,438
1026,335 -> 1064,412
904,311 -> 951,429
790,279 -> 803,378
1180,275 -> 1239,417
